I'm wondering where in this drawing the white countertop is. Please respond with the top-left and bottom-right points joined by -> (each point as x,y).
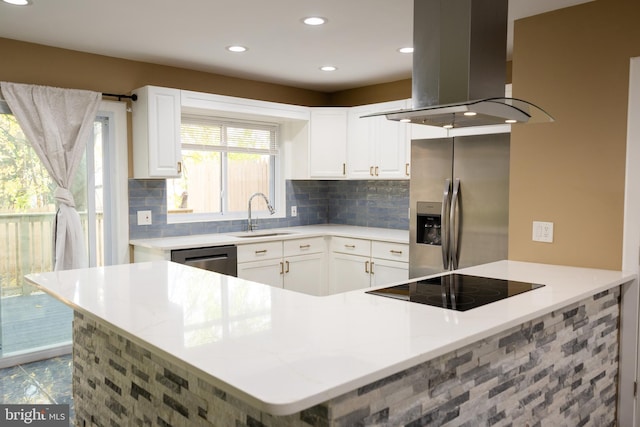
25,260 -> 634,415
129,224 -> 409,250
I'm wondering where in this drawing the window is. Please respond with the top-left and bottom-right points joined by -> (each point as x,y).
167,115 -> 280,221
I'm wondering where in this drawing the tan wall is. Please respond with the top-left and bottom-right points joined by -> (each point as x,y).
0,38 -> 329,107
509,0 -> 640,269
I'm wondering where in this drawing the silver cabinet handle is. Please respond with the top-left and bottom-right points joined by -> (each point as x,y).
345,244 -> 356,249
441,179 -> 451,270
370,261 -> 375,274
285,260 -> 290,273
450,178 -> 461,270
280,261 -> 284,275
255,249 -> 267,255
390,250 -> 403,255
299,244 -> 311,249
375,166 -> 379,176
369,166 -> 374,176
365,260 -> 369,273
405,163 -> 410,176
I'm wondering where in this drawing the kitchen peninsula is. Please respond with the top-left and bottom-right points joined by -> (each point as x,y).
26,261 -> 633,426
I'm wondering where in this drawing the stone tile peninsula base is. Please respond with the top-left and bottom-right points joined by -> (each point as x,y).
72,288 -> 620,427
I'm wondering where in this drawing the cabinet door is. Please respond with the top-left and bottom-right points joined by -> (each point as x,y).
284,253 -> 326,296
132,86 -> 182,178
237,259 -> 283,288
330,252 -> 371,294
309,108 -> 348,178
370,258 -> 408,287
347,106 -> 377,179
347,101 -> 409,180
375,101 -> 409,179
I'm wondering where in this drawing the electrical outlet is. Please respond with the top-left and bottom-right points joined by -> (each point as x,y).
532,221 -> 553,243
137,210 -> 152,226
291,206 -> 297,217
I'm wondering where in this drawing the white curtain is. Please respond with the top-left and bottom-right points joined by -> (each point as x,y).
0,82 -> 101,271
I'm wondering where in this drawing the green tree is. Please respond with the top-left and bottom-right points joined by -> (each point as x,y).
0,114 -> 55,213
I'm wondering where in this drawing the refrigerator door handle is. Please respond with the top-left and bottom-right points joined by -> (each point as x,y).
441,179 -> 452,270
450,178 -> 461,270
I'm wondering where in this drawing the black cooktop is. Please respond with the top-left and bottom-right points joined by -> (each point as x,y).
366,273 -> 545,311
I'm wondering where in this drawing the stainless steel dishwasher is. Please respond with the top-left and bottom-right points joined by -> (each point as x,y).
170,245 -> 237,277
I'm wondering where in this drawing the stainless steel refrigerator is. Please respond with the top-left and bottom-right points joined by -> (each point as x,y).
409,133 -> 510,278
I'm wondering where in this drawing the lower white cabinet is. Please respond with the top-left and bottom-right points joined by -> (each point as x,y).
329,237 -> 408,294
237,237 -> 327,296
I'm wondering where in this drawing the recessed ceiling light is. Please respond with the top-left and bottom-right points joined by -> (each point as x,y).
226,45 -> 247,53
320,66 -> 337,72
400,119 -> 412,123
463,111 -> 477,116
3,0 -> 31,5
303,16 -> 326,26
505,119 -> 518,124
398,47 -> 414,54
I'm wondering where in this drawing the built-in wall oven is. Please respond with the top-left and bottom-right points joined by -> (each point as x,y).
170,245 -> 237,277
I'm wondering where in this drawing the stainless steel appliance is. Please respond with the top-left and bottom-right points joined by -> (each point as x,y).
367,0 -> 553,128
367,273 -> 544,312
410,133 -> 509,278
171,245 -> 238,277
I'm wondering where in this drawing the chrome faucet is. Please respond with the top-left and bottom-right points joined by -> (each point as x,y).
247,192 -> 275,231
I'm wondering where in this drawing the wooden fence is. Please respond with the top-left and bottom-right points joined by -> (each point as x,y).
0,212 -> 102,297
171,158 -> 271,214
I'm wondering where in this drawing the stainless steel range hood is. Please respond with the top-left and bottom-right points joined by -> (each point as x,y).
367,0 -> 553,128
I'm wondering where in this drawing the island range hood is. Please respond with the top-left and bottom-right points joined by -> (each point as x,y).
367,0 -> 553,128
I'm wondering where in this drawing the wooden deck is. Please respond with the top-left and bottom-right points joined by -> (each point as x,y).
1,292 -> 72,356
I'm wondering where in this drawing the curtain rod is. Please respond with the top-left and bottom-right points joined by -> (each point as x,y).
102,93 -> 138,101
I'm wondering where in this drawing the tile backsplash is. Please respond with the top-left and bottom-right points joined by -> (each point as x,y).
129,179 -> 409,239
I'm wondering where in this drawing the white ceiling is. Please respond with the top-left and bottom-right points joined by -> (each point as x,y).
0,0 -> 592,92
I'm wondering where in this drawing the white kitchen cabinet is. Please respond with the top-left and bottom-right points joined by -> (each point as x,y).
330,252 -> 372,294
237,237 -> 328,295
309,108 -> 348,178
237,258 -> 284,288
347,100 -> 409,180
237,240 -> 284,288
283,252 -> 326,295
132,85 -> 182,178
329,236 -> 408,294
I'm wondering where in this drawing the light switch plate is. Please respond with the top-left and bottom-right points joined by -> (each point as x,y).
532,221 -> 553,243
291,206 -> 297,217
137,210 -> 152,225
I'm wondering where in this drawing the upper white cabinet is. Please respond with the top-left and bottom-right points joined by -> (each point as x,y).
309,108 -> 348,178
132,86 -> 182,179
347,100 -> 409,179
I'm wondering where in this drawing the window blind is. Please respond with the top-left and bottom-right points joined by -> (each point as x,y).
181,114 -> 278,154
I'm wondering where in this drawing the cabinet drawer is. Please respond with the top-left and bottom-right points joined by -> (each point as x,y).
330,236 -> 370,257
371,241 -> 409,262
284,237 -> 325,257
237,241 -> 283,263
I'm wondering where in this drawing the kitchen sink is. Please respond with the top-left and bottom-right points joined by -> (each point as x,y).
229,231 -> 296,238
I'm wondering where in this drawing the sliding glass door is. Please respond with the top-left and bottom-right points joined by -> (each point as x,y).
0,101 -> 125,366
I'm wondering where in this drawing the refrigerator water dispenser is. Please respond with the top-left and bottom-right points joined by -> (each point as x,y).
416,201 -> 442,245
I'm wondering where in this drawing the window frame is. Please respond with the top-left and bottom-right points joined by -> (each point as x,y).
167,114 -> 285,224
